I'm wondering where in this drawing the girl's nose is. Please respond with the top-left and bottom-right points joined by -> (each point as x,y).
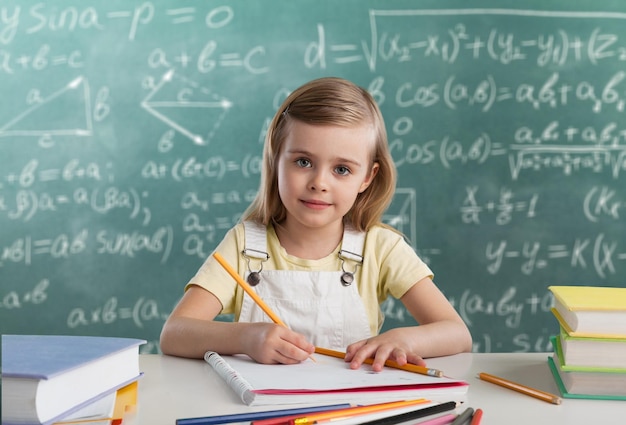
309,170 -> 328,192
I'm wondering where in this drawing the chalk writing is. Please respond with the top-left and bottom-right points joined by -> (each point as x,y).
67,296 -> 170,329
486,233 -> 626,278
460,186 -> 539,225
0,279 -> 49,309
2,1 -> 626,353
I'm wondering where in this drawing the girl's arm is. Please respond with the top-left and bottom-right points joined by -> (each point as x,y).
344,277 -> 472,371
160,285 -> 315,363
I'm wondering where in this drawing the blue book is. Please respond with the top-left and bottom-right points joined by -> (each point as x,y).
2,334 -> 145,425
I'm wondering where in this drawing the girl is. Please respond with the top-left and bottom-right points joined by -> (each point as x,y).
160,77 -> 472,371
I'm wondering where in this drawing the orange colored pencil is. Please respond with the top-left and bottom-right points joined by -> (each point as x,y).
290,399 -> 429,425
314,347 -> 444,377
477,372 -> 561,405
469,408 -> 483,425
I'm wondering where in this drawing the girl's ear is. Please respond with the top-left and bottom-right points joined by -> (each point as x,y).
358,162 -> 379,193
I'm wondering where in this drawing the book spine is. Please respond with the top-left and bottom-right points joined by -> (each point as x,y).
204,351 -> 255,405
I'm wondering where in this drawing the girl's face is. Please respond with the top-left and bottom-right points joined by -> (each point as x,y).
276,120 -> 379,233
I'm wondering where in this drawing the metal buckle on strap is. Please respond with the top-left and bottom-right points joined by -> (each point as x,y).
241,249 -> 269,287
241,248 -> 270,261
338,249 -> 363,264
338,249 -> 363,287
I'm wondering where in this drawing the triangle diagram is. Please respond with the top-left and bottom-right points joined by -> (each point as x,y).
141,69 -> 232,145
0,76 -> 93,137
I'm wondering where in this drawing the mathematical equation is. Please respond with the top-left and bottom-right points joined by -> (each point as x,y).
0,227 -> 173,266
389,127 -> 626,180
141,154 -> 262,181
460,185 -> 626,225
486,233 -> 626,278
385,71 -> 626,113
382,286 -> 556,352
67,295 -> 170,330
460,186 -> 538,225
0,277 -> 165,353
372,14 -> 626,67
0,278 -> 49,309
0,4 -> 237,44
3,5 -> 626,76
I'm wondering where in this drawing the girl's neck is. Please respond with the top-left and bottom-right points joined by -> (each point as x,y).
274,220 -> 343,260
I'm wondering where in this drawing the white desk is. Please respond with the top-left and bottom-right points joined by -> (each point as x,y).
127,353 -> 625,425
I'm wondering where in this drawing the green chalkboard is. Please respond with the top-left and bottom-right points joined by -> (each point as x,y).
2,0 -> 626,353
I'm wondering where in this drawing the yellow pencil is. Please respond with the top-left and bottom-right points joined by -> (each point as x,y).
212,252 -> 315,361
213,252 -> 287,326
314,347 -> 444,377
477,372 -> 562,405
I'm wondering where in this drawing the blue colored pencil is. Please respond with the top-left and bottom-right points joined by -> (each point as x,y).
176,403 -> 352,425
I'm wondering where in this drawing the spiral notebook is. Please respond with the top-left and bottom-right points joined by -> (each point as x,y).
204,351 -> 468,406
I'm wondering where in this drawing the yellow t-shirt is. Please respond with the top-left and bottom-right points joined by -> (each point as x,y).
186,222 -> 433,336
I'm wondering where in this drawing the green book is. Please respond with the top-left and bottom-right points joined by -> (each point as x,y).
548,337 -> 626,400
554,328 -> 626,372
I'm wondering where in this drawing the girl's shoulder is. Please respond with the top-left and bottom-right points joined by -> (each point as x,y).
365,223 -> 406,242
364,224 -> 413,256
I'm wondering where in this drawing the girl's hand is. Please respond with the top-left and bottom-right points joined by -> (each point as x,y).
344,328 -> 426,372
240,322 -> 315,365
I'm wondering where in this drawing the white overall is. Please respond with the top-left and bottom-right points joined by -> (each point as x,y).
238,221 -> 372,350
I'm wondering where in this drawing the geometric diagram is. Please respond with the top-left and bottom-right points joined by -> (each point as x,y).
0,76 -> 92,138
140,69 -> 233,145
382,187 -> 417,248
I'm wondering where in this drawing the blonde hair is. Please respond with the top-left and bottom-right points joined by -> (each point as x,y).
242,77 -> 396,232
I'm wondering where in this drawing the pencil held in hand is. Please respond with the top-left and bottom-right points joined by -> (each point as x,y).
213,252 -> 287,327
212,252 -> 315,362
315,347 -> 444,377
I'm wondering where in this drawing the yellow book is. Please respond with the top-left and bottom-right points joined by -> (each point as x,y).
549,286 -> 626,338
113,380 -> 139,419
54,381 -> 138,425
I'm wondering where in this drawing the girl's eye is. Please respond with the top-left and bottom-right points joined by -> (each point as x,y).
335,166 -> 350,176
296,158 -> 311,168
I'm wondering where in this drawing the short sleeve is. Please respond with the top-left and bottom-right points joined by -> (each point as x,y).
185,223 -> 246,314
360,226 -> 433,302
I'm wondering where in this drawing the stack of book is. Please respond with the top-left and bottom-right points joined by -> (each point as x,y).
2,334 -> 145,425
547,286 -> 626,401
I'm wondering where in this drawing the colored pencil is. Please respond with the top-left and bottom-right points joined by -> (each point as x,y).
449,407 -> 473,425
415,413 -> 457,425
469,408 -> 483,425
477,372 -> 562,405
314,346 -> 444,377
353,401 -> 458,425
176,404 -> 351,425
289,399 -> 430,425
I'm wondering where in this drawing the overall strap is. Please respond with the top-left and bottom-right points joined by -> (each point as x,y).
339,224 -> 366,264
243,221 -> 366,262
242,221 -> 269,260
